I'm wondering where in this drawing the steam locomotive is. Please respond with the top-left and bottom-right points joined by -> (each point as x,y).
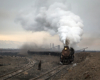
60,46 -> 74,64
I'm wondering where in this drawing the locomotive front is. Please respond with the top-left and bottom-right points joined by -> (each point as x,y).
60,46 -> 74,64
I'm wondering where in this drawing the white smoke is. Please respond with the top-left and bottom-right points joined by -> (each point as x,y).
15,1 -> 83,48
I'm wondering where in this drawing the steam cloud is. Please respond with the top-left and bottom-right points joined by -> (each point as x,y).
15,1 -> 83,48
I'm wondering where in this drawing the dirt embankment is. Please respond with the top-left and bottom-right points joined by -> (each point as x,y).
60,52 -> 100,80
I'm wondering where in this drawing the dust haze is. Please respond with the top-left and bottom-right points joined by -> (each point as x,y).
19,43 -> 51,55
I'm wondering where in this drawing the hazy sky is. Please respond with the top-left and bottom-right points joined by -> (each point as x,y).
0,0 -> 100,50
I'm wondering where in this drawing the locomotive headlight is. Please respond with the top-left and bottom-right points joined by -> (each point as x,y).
65,48 -> 67,50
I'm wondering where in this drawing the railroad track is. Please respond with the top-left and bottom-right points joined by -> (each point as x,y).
30,65 -> 68,80
0,58 -> 36,80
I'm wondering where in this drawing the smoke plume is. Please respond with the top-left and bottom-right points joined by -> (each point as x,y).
19,43 -> 51,55
15,1 -> 83,48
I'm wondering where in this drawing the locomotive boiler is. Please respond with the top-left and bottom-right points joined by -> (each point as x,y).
60,46 -> 74,64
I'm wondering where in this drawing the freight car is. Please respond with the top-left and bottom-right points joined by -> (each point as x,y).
60,46 -> 74,64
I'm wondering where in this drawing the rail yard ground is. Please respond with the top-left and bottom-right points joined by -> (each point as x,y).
0,52 -> 100,80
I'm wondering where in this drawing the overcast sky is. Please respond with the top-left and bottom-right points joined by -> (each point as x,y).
0,0 -> 100,50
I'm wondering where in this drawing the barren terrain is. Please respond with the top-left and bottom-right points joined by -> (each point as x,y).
59,52 -> 100,80
0,52 -> 100,80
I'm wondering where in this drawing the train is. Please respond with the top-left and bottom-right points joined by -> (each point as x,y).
27,45 -> 74,65
60,46 -> 74,64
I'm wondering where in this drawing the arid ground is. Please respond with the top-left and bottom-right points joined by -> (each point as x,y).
0,52 -> 100,80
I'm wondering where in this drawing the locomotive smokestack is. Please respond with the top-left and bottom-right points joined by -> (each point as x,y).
65,39 -> 69,46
